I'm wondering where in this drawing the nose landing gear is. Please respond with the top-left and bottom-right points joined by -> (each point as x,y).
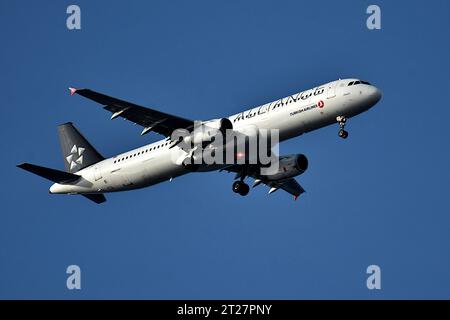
336,116 -> 349,139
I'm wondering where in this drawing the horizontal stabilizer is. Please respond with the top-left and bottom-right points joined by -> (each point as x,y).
17,163 -> 80,184
82,194 -> 106,204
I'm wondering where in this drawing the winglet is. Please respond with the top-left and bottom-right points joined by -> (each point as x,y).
69,87 -> 78,96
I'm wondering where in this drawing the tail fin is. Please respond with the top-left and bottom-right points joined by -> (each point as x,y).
17,163 -> 80,184
58,122 -> 104,173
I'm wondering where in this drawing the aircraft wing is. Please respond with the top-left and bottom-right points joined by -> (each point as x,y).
69,88 -> 194,137
265,178 -> 305,199
221,164 -> 306,200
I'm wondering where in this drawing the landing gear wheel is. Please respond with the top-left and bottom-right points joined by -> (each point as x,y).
232,180 -> 250,196
336,116 -> 348,139
232,181 -> 241,193
239,183 -> 250,196
338,129 -> 349,139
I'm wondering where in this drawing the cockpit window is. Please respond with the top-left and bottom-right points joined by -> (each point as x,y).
348,80 -> 371,86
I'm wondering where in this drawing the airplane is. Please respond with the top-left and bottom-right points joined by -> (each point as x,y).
17,78 -> 382,204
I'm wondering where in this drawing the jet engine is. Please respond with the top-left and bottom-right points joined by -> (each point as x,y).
264,154 -> 308,181
185,118 -> 233,145
202,118 -> 233,132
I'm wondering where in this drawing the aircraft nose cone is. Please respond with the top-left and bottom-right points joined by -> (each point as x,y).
363,85 -> 382,109
368,85 -> 382,104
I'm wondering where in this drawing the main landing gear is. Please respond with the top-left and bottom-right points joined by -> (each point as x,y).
232,180 -> 250,196
336,116 -> 349,139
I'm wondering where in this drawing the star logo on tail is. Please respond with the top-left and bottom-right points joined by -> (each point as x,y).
66,145 -> 85,170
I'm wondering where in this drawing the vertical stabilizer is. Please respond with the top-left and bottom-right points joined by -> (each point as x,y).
58,122 -> 104,173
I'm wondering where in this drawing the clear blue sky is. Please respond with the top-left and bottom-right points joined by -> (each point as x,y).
1,0 -> 449,299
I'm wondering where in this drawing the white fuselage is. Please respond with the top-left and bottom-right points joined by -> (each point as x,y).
49,79 -> 381,195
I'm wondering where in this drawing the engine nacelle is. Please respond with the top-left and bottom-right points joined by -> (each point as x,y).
187,118 -> 233,145
264,154 -> 308,181
201,118 -> 233,132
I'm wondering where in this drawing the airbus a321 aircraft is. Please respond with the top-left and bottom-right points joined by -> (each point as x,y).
18,78 -> 381,204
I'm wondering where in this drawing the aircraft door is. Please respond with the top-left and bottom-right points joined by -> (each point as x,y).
327,81 -> 337,99
94,165 -> 102,181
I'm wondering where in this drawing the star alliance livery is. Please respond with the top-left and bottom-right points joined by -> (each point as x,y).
17,79 -> 381,204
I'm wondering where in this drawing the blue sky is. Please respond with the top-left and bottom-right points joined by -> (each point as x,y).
1,0 -> 449,299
